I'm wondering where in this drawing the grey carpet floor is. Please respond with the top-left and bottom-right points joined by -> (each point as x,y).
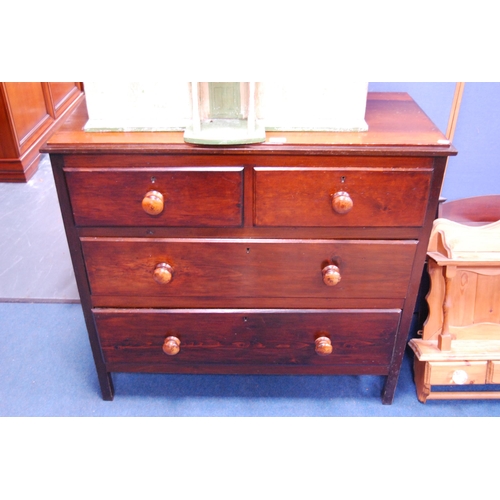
0,154 -> 79,302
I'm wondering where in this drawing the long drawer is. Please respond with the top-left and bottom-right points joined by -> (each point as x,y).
94,309 -> 401,368
254,166 -> 432,227
65,167 -> 244,227
82,237 -> 417,299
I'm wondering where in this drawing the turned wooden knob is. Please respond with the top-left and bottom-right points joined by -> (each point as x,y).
153,263 -> 174,284
142,190 -> 164,215
163,336 -> 181,356
332,191 -> 353,214
315,336 -> 333,356
322,264 -> 341,286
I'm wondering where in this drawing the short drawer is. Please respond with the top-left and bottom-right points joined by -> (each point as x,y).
428,361 -> 488,385
94,309 -> 400,368
254,166 -> 432,227
81,237 -> 417,300
65,167 -> 243,227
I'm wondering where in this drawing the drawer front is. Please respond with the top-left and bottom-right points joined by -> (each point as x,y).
65,167 -> 243,227
82,238 -> 417,299
429,361 -> 488,385
94,309 -> 400,367
254,167 -> 432,227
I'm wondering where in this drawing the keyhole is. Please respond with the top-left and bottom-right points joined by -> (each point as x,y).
151,176 -> 156,184
246,248 -> 250,254
340,176 -> 346,183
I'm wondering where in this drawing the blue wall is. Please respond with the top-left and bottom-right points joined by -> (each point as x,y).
368,82 -> 500,201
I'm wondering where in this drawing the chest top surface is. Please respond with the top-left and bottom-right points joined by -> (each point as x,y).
43,92 -> 456,157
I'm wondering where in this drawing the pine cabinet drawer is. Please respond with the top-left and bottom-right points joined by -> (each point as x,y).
94,309 -> 400,369
65,167 -> 244,227
82,237 -> 417,300
254,166 -> 432,227
428,361 -> 488,385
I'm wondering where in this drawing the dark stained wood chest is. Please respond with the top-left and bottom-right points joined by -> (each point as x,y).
42,92 -> 457,404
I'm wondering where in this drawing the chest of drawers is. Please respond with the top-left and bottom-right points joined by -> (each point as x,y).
43,92 -> 456,404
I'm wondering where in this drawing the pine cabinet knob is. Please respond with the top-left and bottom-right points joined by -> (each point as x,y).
452,369 -> 469,385
142,190 -> 164,215
163,336 -> 181,356
315,336 -> 333,356
322,264 -> 341,286
153,263 -> 174,284
332,191 -> 353,214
